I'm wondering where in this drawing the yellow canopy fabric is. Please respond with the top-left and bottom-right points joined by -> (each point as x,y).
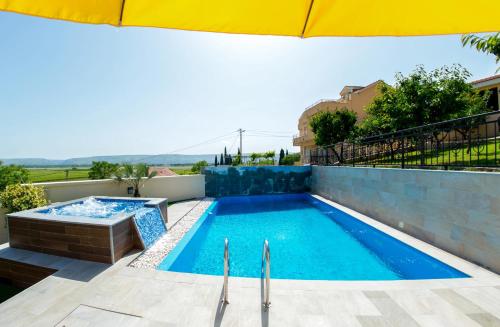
0,0 -> 498,37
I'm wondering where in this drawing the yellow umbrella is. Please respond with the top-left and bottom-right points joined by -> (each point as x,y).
0,0 -> 498,37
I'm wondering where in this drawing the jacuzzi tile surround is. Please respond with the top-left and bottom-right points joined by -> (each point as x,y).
6,196 -> 168,264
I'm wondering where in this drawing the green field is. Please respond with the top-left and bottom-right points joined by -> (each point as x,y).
27,165 -> 198,182
169,166 -> 196,175
28,168 -> 91,183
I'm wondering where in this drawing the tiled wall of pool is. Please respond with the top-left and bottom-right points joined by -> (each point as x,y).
203,166 -> 311,197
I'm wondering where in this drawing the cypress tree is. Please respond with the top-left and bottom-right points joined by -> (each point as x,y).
214,155 -> 218,166
224,147 -> 227,165
279,149 -> 285,165
220,153 -> 224,166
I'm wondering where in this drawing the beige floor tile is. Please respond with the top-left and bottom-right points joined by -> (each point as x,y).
432,289 -> 484,314
467,313 -> 500,327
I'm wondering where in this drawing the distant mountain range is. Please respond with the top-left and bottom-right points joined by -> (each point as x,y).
0,154 -> 217,167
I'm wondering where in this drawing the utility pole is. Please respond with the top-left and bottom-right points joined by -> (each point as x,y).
238,128 -> 245,155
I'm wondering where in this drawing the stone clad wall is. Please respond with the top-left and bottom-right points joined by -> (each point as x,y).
311,166 -> 500,273
204,166 -> 312,197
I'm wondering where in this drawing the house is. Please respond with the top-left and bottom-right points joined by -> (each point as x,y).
471,74 -> 500,111
293,80 -> 383,164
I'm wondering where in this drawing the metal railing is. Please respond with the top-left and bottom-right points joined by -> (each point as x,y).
261,240 -> 271,309
222,238 -> 229,304
310,111 -> 500,169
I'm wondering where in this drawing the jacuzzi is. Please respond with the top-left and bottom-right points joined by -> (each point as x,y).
6,196 -> 168,264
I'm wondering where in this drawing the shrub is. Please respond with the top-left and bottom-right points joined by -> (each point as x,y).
191,160 -> 208,173
114,163 -> 157,198
0,184 -> 47,213
281,153 -> 301,165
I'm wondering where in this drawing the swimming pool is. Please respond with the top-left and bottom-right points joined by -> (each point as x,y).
159,194 -> 468,280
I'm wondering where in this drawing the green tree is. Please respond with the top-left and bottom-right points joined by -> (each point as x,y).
88,161 -> 119,180
114,163 -> 157,197
462,33 -> 500,72
362,65 -> 488,135
249,152 -> 263,165
191,160 -> 208,174
224,147 -> 228,165
214,155 -> 218,167
264,151 -> 275,164
0,163 -> 29,191
360,65 -> 489,160
220,153 -> 224,166
279,149 -> 285,165
310,108 -> 357,163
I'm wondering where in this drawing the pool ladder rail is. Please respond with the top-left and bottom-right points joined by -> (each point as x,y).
262,239 -> 271,309
222,238 -> 271,309
222,238 -> 229,304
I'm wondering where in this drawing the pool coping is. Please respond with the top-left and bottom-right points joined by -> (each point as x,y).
152,193 -> 498,285
6,196 -> 168,227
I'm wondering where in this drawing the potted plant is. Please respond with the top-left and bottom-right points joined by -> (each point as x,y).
114,163 -> 157,197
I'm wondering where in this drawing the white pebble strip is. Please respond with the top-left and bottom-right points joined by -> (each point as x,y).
129,198 -> 214,270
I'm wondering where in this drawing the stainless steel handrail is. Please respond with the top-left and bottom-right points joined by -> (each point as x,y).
222,238 -> 229,304
262,239 -> 271,309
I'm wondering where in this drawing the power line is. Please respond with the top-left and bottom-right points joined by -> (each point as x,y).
129,131 -> 239,163
166,132 -> 238,154
127,128 -> 293,164
246,134 -> 292,138
246,129 -> 294,134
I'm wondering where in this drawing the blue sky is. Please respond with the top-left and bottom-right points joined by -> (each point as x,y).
0,12 -> 497,159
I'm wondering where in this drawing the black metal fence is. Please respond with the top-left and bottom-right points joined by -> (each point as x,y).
310,111 -> 500,169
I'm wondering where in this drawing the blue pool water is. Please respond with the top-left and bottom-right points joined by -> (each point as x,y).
38,197 -> 146,218
159,194 -> 468,280
134,207 -> 167,248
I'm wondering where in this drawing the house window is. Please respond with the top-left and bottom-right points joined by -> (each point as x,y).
487,87 -> 499,111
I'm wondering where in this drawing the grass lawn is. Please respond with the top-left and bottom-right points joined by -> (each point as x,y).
28,168 -> 91,183
365,139 -> 499,167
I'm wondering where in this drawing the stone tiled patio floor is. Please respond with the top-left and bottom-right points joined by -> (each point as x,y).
0,198 -> 499,327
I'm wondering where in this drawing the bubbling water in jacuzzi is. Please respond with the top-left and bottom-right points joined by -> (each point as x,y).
44,197 -> 146,218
